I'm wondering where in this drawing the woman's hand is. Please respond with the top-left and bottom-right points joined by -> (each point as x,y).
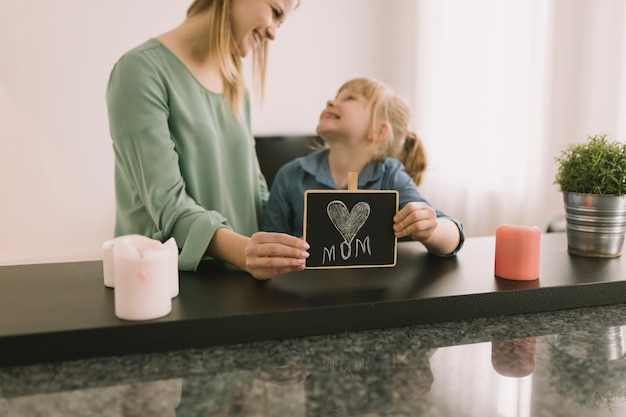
393,202 -> 437,242
207,229 -> 309,280
244,232 -> 310,280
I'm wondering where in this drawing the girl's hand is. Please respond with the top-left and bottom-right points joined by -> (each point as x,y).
393,202 -> 438,242
245,232 -> 310,280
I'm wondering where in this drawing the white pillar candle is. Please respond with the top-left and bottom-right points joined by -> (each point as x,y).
163,237 -> 179,298
113,236 -> 173,321
101,234 -> 155,288
102,235 -> 179,297
102,239 -> 116,288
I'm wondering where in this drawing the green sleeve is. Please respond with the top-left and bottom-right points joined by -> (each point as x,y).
106,53 -> 229,271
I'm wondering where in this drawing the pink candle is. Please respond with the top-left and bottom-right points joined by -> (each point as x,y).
494,225 -> 541,280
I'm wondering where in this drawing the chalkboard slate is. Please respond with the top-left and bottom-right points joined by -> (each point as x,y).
303,190 -> 399,268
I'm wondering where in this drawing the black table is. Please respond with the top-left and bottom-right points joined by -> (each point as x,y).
1,232 -> 625,366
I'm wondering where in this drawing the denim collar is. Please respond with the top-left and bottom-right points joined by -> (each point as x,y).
299,149 -> 384,189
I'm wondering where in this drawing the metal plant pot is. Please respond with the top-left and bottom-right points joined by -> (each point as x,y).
563,192 -> 626,257
554,327 -> 626,361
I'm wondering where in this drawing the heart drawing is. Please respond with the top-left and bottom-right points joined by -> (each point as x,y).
326,200 -> 371,244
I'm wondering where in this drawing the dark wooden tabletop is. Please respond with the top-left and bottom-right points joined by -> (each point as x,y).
1,232 -> 625,366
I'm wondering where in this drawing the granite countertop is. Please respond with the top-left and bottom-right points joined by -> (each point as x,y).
1,302 -> 625,416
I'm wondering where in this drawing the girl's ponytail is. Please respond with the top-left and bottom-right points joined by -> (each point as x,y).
400,132 -> 427,186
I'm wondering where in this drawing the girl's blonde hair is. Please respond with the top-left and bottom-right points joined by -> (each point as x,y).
338,77 -> 427,185
186,0 -> 269,115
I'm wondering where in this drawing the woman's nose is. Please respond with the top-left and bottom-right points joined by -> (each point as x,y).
265,25 -> 276,41
326,100 -> 335,108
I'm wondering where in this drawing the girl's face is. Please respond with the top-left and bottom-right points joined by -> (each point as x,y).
230,0 -> 298,57
316,87 -> 372,143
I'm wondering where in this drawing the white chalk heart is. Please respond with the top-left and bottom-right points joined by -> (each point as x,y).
326,200 -> 371,244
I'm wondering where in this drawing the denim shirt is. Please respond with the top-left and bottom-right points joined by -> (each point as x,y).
261,149 -> 465,256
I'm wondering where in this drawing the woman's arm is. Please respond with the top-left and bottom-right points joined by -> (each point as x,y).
107,53 -> 220,271
107,51 -> 309,277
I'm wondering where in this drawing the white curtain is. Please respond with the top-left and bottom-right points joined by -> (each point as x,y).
411,0 -> 626,237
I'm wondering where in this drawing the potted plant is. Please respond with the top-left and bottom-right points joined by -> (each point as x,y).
554,134 -> 626,257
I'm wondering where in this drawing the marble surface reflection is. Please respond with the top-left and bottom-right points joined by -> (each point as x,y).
1,304 -> 625,416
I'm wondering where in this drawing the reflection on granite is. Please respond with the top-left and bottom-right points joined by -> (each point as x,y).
548,326 -> 626,410
491,336 -> 536,377
1,303 -> 625,416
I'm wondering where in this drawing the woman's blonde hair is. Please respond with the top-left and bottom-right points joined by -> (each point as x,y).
338,78 -> 427,185
186,0 -> 269,115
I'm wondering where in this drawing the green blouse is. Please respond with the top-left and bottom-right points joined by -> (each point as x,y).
106,39 -> 268,271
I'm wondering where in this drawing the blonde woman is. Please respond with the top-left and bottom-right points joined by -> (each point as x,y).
106,0 -> 308,279
261,77 -> 465,256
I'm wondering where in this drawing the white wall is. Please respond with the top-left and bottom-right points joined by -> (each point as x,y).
2,1 -> 187,265
1,0 -> 410,265
252,0 -> 417,134
1,1 -> 623,266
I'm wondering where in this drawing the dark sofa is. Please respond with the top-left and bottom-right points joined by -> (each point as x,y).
255,135 -> 323,188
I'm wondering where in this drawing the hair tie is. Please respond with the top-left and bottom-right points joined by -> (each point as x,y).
404,135 -> 416,152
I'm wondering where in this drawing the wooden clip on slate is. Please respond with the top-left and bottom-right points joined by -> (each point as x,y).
303,172 -> 399,269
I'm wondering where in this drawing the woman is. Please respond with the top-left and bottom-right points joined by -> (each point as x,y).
106,0 -> 308,279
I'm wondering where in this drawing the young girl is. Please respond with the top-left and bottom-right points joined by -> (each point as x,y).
261,77 -> 464,256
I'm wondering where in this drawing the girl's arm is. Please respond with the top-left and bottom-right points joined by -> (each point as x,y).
387,160 -> 465,256
393,202 -> 462,256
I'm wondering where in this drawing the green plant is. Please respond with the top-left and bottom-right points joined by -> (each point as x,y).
554,134 -> 626,196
